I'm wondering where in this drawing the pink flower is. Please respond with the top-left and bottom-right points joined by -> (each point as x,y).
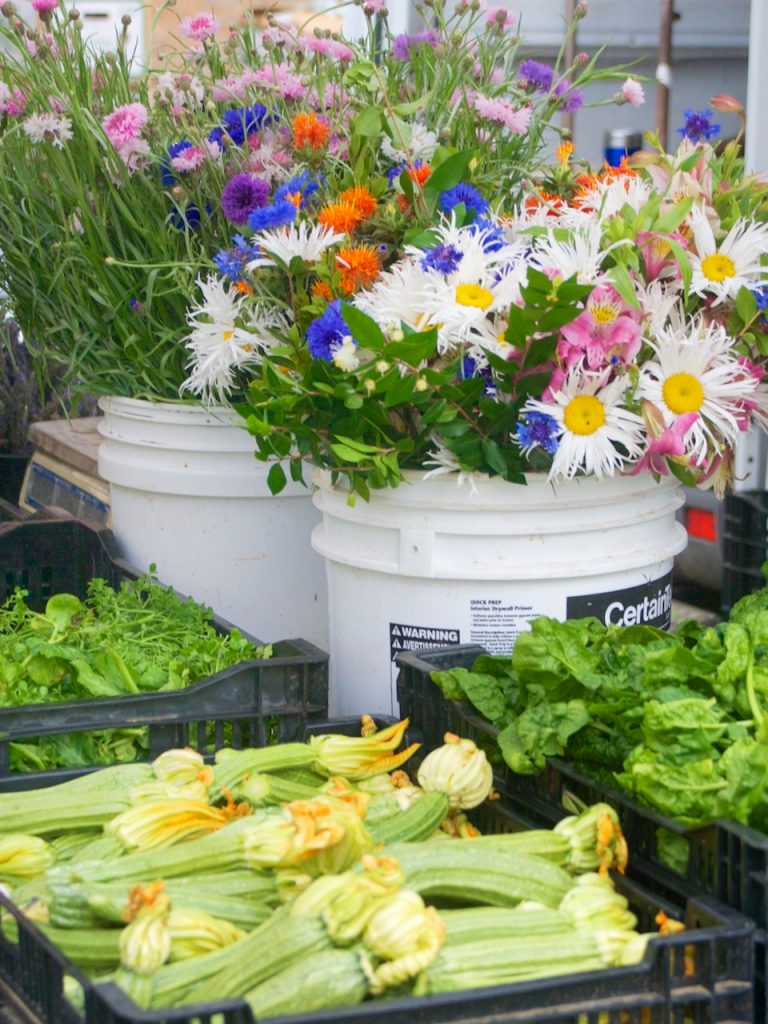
483,4 -> 515,27
101,102 -> 148,148
31,0 -> 57,11
542,366 -> 566,402
631,408 -> 699,477
0,83 -> 26,117
302,36 -> 354,62
211,76 -> 247,103
363,0 -> 384,11
255,64 -> 306,101
472,94 -> 531,135
179,12 -> 218,41
636,231 -> 685,281
170,145 -> 207,173
115,136 -> 151,175
621,78 -> 645,107
557,285 -> 641,370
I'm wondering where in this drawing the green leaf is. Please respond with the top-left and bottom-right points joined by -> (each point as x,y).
481,438 -> 508,475
340,304 -> 385,349
330,443 -> 369,463
267,462 -> 287,495
608,263 -> 641,311
245,414 -> 272,437
655,196 -> 693,234
44,594 -> 83,633
736,285 -> 758,324
385,333 -> 438,363
392,94 -> 432,116
351,106 -> 384,138
423,151 -> 473,202
383,372 -> 417,407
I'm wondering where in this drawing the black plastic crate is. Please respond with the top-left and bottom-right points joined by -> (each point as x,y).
0,498 -> 28,527
397,643 -> 768,1018
0,757 -> 754,1024
0,519 -> 329,788
722,490 -> 768,614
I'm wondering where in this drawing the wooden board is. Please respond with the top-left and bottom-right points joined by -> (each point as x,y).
27,417 -> 103,479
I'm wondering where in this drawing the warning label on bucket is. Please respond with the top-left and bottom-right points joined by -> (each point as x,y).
468,598 -> 541,652
566,572 -> 674,629
389,623 -> 461,661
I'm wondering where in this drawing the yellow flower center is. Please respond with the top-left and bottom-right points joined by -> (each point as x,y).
223,330 -> 234,341
700,252 -> 736,283
591,302 -> 618,326
455,284 -> 493,310
563,395 -> 606,436
662,372 -> 704,414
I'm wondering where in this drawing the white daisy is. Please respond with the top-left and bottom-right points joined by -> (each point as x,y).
688,204 -> 768,305
381,122 -> 439,163
531,224 -> 618,285
22,112 -> 73,148
181,276 -> 286,403
332,336 -> 360,372
246,223 -> 345,269
636,317 -> 754,463
521,370 -> 645,480
354,260 -> 438,336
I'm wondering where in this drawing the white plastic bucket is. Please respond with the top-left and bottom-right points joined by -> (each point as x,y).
311,470 -> 687,716
97,397 -> 328,647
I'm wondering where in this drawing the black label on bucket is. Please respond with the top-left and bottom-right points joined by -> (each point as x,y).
390,622 -> 461,661
566,572 -> 674,629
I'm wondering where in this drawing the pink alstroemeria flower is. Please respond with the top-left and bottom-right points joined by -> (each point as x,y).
636,230 -> 686,281
631,407 -> 699,476
557,284 -> 641,370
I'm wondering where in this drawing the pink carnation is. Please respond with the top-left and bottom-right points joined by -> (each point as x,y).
31,0 -> 57,11
483,4 -> 515,27
170,145 -> 207,173
211,76 -> 247,103
621,78 -> 645,107
302,36 -> 354,62
0,83 -> 26,116
179,12 -> 218,41
101,102 -> 148,148
472,94 -> 531,135
255,64 -> 306,101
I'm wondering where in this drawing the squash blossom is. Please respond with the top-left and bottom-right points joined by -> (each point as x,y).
363,890 -> 446,993
320,856 -> 405,944
558,873 -> 637,936
119,883 -> 172,974
553,803 -> 628,875
107,797 -> 252,851
167,907 -> 245,961
152,748 -> 212,787
0,833 -> 54,884
309,718 -> 420,780
417,734 -> 493,810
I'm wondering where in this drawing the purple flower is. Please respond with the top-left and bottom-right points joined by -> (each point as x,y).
518,59 -> 554,91
421,243 -> 463,275
677,108 -> 721,143
554,79 -> 584,113
515,411 -> 560,456
439,182 -> 489,217
306,301 -> 347,361
221,173 -> 270,225
247,200 -> 296,231
392,30 -> 439,61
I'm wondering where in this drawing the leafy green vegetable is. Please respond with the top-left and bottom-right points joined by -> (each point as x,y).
0,573 -> 271,772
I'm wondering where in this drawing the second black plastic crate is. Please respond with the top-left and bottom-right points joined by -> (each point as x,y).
0,518 -> 329,789
0,746 -> 755,1024
722,490 -> 768,614
397,643 -> 768,1019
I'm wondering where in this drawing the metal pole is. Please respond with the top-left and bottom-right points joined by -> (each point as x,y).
655,0 -> 675,150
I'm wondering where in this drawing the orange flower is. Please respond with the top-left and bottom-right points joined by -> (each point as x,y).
339,185 -> 377,220
336,245 -> 381,295
234,280 -> 253,296
318,202 -> 364,234
556,140 -> 574,165
292,112 -> 331,150
396,194 -> 411,215
285,191 -> 303,209
311,280 -> 334,301
407,163 -> 431,187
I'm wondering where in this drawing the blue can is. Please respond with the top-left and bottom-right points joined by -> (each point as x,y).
604,129 -> 643,167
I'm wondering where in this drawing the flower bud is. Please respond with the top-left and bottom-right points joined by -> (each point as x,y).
363,890 -> 446,993
709,93 -> 744,116
417,733 -> 493,810
120,885 -> 171,974
152,747 -> 209,787
0,834 -> 54,883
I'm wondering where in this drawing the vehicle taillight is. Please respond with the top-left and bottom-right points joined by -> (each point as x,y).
685,507 -> 717,543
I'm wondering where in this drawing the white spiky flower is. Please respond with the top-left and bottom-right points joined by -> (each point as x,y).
521,369 -> 645,480
532,223 -> 620,284
636,317 -> 754,463
181,276 -> 286,403
246,223 -> 345,269
688,205 -> 768,305
22,112 -> 73,148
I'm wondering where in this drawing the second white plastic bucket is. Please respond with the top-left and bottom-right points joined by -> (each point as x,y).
98,397 -> 328,647
311,470 -> 687,716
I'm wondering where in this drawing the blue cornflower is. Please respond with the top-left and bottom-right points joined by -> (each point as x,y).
247,200 -> 297,232
208,126 -> 225,149
751,284 -> 768,309
460,355 -> 496,396
677,108 -> 721,143
161,140 -> 194,188
470,218 -> 506,253
275,171 -> 323,207
421,243 -> 463,275
213,235 -> 261,282
515,411 -> 560,456
439,182 -> 489,218
306,300 -> 347,361
170,203 -> 205,231
221,103 -> 270,146
129,298 -> 143,313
